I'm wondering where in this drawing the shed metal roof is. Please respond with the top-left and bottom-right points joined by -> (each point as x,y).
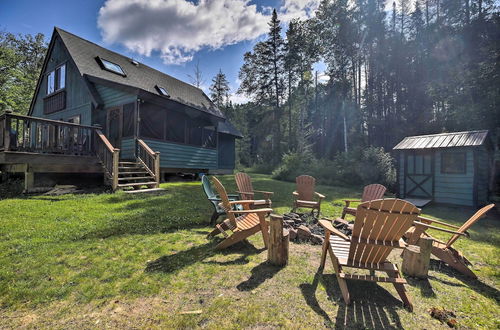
393,130 -> 489,150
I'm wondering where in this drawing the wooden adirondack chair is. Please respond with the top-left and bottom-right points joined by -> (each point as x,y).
406,203 -> 495,279
341,184 -> 387,219
235,172 -> 273,208
293,175 -> 325,216
201,175 -> 240,225
207,176 -> 272,250
319,199 -> 420,311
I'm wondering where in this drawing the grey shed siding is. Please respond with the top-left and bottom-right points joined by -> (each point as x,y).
476,147 -> 491,205
32,37 -> 92,125
434,148 -> 475,206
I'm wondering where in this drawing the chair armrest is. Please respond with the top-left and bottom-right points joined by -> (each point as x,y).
254,190 -> 274,195
229,208 -> 273,215
293,191 -> 299,196
417,216 -> 461,229
229,200 -> 255,205
343,199 -> 361,208
414,221 -> 469,237
319,219 -> 351,241
315,192 -> 325,199
208,198 -> 222,202
227,194 -> 239,199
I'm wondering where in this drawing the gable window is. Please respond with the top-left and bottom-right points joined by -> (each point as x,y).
441,151 -> 466,174
46,64 -> 66,95
155,85 -> 170,97
96,57 -> 126,76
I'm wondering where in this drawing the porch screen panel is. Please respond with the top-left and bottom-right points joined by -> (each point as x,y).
187,121 -> 203,146
165,111 -> 186,143
122,103 -> 135,137
140,104 -> 164,139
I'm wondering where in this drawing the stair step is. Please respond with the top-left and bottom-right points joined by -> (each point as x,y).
119,166 -> 143,170
124,188 -> 165,194
118,176 -> 151,181
119,161 -> 140,165
117,182 -> 157,188
119,171 -> 148,176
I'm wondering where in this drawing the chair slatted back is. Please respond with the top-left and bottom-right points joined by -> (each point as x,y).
201,175 -> 216,199
235,172 -> 254,200
361,184 -> 387,202
296,175 -> 316,201
211,176 -> 237,227
446,203 -> 495,247
349,199 -> 420,265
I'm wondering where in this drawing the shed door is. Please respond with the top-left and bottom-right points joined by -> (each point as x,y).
405,152 -> 434,199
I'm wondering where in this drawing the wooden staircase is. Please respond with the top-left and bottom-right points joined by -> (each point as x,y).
117,161 -> 158,191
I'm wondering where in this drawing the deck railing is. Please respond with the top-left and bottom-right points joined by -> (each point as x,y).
94,129 -> 120,190
136,138 -> 160,188
0,112 -> 95,155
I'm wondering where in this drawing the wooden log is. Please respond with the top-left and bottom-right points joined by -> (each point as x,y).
402,236 -> 433,278
268,214 -> 289,266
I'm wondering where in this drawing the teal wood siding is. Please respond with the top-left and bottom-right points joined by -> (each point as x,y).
217,134 -> 235,170
476,147 -> 490,205
31,37 -> 92,124
94,84 -> 137,108
143,139 -> 217,169
434,149 -> 474,206
120,138 -> 135,160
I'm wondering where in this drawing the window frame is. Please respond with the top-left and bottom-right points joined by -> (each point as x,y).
155,85 -> 170,98
96,57 -> 126,77
441,151 -> 467,174
46,63 -> 66,96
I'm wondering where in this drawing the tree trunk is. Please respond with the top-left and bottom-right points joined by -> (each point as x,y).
268,214 -> 289,266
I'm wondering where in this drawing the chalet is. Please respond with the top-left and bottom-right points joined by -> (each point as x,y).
0,27 -> 241,192
394,130 -> 493,207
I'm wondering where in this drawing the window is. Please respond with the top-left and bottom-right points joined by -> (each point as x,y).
46,64 -> 66,95
156,85 -> 170,97
441,152 -> 466,174
96,57 -> 126,76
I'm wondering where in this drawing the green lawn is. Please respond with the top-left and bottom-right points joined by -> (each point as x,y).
0,174 -> 498,329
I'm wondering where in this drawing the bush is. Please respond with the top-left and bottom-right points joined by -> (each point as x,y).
271,147 -> 397,190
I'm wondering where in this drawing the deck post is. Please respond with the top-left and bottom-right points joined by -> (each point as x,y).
154,151 -> 160,187
3,110 -> 12,151
112,148 -> 120,191
24,165 -> 35,193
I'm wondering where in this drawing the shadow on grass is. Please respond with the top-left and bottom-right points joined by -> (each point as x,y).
236,261 -> 284,291
429,260 -> 500,303
300,270 -> 404,329
145,240 -> 263,274
406,277 -> 436,298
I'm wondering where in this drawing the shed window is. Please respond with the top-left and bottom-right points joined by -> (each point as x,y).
46,64 -> 66,95
96,57 -> 126,76
441,152 -> 466,174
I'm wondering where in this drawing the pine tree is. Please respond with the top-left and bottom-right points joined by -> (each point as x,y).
209,69 -> 230,109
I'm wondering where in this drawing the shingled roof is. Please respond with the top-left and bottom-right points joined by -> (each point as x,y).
394,130 -> 490,150
55,27 -> 223,118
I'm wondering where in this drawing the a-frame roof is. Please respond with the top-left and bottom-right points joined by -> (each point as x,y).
32,27 -> 223,119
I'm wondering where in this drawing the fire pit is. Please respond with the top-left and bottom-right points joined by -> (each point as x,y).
282,212 -> 353,245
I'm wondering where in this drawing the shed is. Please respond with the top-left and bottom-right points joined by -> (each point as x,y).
393,130 -> 493,207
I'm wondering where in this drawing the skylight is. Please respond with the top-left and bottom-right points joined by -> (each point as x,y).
156,85 -> 170,97
96,57 -> 126,76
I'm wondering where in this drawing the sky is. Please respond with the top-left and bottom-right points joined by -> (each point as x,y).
0,0 -> 325,104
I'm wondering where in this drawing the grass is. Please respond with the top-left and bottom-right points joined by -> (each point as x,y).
0,174 -> 498,329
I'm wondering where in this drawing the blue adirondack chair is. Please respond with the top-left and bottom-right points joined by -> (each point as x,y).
202,175 -> 239,224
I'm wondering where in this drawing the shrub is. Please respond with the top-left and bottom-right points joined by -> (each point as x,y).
272,151 -> 314,182
356,147 -> 397,188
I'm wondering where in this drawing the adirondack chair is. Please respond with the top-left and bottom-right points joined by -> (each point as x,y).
292,175 -> 325,216
319,199 -> 420,311
406,203 -> 495,279
201,175 -> 240,225
207,176 -> 272,250
341,184 -> 387,219
235,172 -> 273,208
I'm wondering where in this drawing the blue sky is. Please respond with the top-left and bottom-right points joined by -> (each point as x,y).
0,0 -> 322,103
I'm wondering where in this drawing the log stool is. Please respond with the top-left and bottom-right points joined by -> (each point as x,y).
402,236 -> 433,278
268,214 -> 289,266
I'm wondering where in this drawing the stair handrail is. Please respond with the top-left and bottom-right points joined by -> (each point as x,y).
136,138 -> 160,188
94,129 -> 120,190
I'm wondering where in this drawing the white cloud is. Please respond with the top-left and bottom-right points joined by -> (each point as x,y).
97,0 -> 321,65
228,92 -> 250,105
